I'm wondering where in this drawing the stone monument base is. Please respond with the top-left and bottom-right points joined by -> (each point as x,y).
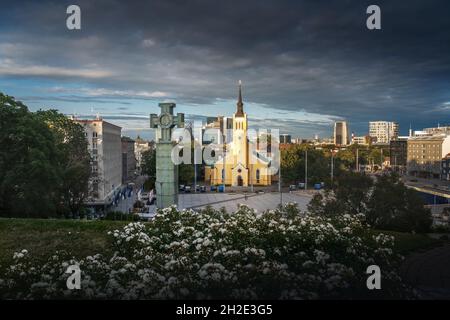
155,142 -> 178,208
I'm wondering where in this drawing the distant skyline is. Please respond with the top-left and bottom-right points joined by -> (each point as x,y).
1,0 -> 449,140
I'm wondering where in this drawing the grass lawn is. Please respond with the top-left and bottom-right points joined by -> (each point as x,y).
0,218 -> 444,266
0,218 -> 128,265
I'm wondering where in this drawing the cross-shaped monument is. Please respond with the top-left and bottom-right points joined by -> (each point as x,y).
150,103 -> 184,208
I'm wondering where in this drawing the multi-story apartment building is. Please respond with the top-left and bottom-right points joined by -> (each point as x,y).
121,136 -> 136,184
333,121 -> 349,146
369,121 -> 399,144
407,135 -> 450,178
74,117 -> 122,209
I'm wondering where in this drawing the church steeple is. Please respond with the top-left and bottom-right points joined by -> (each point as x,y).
235,80 -> 244,117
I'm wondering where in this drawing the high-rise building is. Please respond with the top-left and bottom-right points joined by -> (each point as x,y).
333,121 -> 349,146
407,135 -> 450,178
280,134 -> 292,144
121,136 -> 136,184
74,117 -> 122,208
369,121 -> 399,144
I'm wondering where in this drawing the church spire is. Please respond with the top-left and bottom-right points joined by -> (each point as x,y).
235,80 -> 244,117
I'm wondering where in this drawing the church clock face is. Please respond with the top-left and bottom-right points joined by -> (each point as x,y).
159,113 -> 172,128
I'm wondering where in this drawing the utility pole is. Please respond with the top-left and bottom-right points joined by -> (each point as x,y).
222,126 -> 226,192
305,149 -> 308,190
356,148 -> 359,172
380,148 -> 384,169
279,162 -> 282,206
251,163 -> 254,193
331,150 -> 334,185
194,140 -> 197,193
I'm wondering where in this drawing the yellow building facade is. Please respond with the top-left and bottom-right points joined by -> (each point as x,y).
205,82 -> 272,187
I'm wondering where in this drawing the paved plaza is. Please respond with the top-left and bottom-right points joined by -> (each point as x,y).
178,191 -> 312,213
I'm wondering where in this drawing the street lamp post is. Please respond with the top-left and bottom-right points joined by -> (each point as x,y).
356,148 -> 359,172
223,131 -> 226,192
279,162 -> 282,206
331,150 -> 334,185
251,163 -> 254,193
305,149 -> 308,190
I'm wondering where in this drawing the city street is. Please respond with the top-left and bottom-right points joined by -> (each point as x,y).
111,175 -> 147,213
178,190 -> 313,213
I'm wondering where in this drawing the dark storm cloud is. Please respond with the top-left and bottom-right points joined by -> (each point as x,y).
1,0 -> 450,135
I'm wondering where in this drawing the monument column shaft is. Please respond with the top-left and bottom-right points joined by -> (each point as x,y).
150,103 -> 184,209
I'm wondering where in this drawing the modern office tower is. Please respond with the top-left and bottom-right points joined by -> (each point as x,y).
280,134 -> 292,144
333,121 -> 349,146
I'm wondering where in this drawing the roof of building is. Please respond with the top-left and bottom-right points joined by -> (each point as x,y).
408,135 -> 448,141
73,118 -> 122,130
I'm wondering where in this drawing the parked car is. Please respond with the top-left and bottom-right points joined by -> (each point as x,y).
289,185 -> 296,191
200,185 -> 206,193
298,182 -> 305,189
185,186 -> 191,193
195,185 -> 201,192
314,183 -> 322,190
210,185 -> 217,192
218,185 -> 225,193
179,184 -> 185,192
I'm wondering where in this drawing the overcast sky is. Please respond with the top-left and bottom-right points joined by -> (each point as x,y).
1,0 -> 449,140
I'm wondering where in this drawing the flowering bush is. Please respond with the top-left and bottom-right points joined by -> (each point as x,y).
0,204 -> 414,299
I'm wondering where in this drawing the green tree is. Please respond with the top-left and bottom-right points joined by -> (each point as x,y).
35,110 -> 91,216
366,174 -> 432,232
179,164 -> 195,185
281,144 -> 340,186
141,148 -> 156,178
0,93 -> 60,217
141,148 -> 156,190
308,172 -> 373,216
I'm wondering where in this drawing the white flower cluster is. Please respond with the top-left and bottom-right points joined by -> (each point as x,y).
0,204 -> 412,299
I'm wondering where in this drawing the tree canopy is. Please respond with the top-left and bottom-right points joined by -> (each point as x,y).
0,93 -> 90,217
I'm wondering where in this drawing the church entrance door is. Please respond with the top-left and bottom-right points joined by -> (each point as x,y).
237,175 -> 243,186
